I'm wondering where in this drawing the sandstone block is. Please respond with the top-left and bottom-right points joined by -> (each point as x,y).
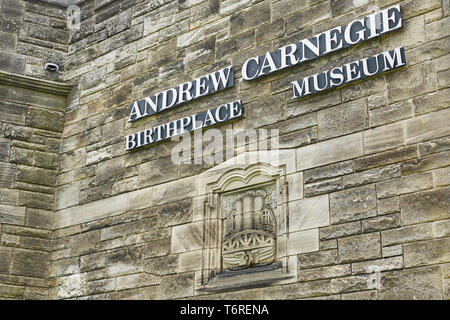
403,151 -> 450,175
369,100 -> 412,127
144,255 -> 178,276
298,264 -> 351,282
406,108 -> 450,144
342,164 -> 401,189
286,1 -> 329,33
381,223 -> 433,247
363,122 -> 404,155
382,244 -> 403,258
11,249 -> 49,278
304,161 -> 353,184
317,98 -> 368,140
289,228 -> 319,255
331,275 -> 370,294
297,133 -> 363,171
351,256 -> 404,275
404,237 -> 450,268
427,16 -> 450,42
289,195 -> 329,233
171,221 -> 203,254
354,146 -> 417,172
230,0 -> 270,36
400,187 -> 450,225
362,214 -> 401,233
116,272 -> 161,291
379,266 -> 442,299
320,221 -> 361,240
262,280 -> 330,299
298,250 -> 337,269
330,185 -> 377,224
432,219 -> 450,238
376,172 -> 433,198
144,238 -> 171,259
160,273 -> 194,299
413,88 -> 450,116
304,177 -> 342,197
338,233 -> 381,263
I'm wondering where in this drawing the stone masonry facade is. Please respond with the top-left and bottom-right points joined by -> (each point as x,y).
0,0 -> 449,300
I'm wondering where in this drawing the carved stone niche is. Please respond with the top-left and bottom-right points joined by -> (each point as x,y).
197,163 -> 297,294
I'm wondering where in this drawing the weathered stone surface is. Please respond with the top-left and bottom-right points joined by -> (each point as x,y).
19,190 -> 53,210
0,162 -> 15,188
376,172 -> 433,199
144,238 -> 171,259
289,229 -> 319,255
230,0 -> 270,36
354,146 -> 418,172
11,249 -> 49,278
352,256 -> 404,275
289,194 -> 329,233
403,151 -> 450,175
298,264 -> 351,282
144,255 -> 178,276
363,122 -> 404,155
139,156 -> 178,188
0,101 -> 27,125
379,266 -> 443,299
80,252 -> 106,273
317,98 -> 368,140
341,290 -> 377,300
160,273 -> 194,299
400,187 -> 450,225
433,220 -> 450,238
262,280 -> 330,299
381,223 -> 434,247
87,278 -> 115,295
320,221 -> 361,240
304,177 -> 342,197
427,16 -> 450,42
0,51 -> 25,74
338,233 -> 381,263
382,244 -> 403,258
406,108 -> 450,145
369,100 -> 412,127
404,238 -> 450,268
331,275 -> 370,294
279,126 -> 317,148
413,88 -> 450,116
297,133 -> 363,171
106,246 -> 143,277
26,107 -> 64,133
15,165 -> 56,187
361,210 -> 400,231
116,273 -> 160,291
418,136 -> 450,157
0,284 -> 25,299
304,161 -> 353,184
298,250 -> 337,269
286,1 -> 329,33
171,221 -> 203,254
330,185 -> 377,224
0,248 -> 11,274
96,156 -> 124,186
342,164 -> 401,189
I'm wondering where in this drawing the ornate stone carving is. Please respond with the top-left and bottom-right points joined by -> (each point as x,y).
221,185 -> 277,271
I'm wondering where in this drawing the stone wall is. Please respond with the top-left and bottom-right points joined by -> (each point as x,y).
0,0 -> 449,300
0,0 -> 72,299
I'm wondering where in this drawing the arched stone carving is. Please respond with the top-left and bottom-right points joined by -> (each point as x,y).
222,187 -> 277,270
